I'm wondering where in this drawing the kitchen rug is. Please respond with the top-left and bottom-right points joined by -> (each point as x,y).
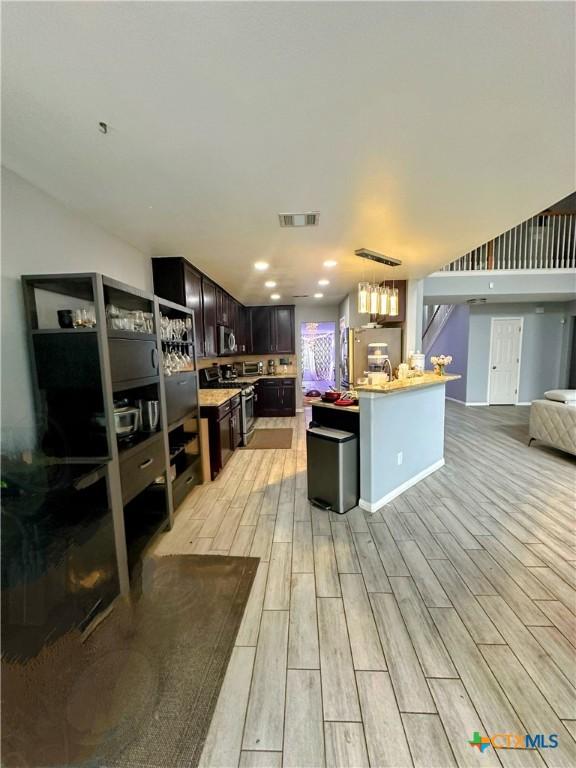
244,428 -> 293,449
2,554 -> 258,768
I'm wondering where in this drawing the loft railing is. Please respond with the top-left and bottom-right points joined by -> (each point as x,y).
441,213 -> 576,272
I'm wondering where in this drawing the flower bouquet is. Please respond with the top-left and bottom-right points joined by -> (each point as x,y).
430,354 -> 452,376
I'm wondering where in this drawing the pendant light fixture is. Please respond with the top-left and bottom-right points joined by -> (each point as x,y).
358,282 -> 371,314
379,285 -> 390,315
369,284 -> 380,315
388,281 -> 399,316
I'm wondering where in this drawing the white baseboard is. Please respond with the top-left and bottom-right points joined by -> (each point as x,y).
359,458 -> 445,512
465,401 -> 530,407
446,397 -> 466,404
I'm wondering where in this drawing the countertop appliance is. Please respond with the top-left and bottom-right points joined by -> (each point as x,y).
267,359 -> 277,375
220,363 -> 237,380
238,361 -> 263,376
340,327 -> 402,390
218,325 -> 237,356
92,404 -> 140,437
200,366 -> 255,445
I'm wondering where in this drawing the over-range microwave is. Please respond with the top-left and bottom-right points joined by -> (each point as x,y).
218,325 -> 237,356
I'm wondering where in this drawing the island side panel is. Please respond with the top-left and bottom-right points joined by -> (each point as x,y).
359,383 -> 446,511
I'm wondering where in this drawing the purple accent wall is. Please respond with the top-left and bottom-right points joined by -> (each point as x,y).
426,304 -> 469,401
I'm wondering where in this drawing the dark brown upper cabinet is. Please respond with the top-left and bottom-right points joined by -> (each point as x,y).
202,278 -> 217,357
152,257 -> 205,356
236,304 -> 250,353
152,257 -> 295,358
248,306 -> 295,354
249,307 -> 273,354
274,306 -> 295,353
216,287 -> 230,326
184,264 -> 204,356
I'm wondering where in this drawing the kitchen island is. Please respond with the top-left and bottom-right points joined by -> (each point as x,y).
356,373 -> 460,511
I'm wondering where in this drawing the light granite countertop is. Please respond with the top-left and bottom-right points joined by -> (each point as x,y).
310,400 -> 360,413
356,371 -> 460,395
199,389 -> 241,407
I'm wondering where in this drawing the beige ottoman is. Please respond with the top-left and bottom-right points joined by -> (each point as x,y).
529,390 -> 576,456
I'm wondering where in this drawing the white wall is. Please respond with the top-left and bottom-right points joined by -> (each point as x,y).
466,302 -> 571,404
1,168 -> 152,452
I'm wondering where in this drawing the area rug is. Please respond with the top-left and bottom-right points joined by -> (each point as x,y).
1,554 -> 258,768
244,428 -> 293,449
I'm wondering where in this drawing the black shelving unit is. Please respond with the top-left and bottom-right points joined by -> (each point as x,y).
21,274 -> 182,619
156,296 -> 202,511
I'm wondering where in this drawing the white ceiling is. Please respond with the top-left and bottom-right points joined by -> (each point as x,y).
3,1 -> 575,305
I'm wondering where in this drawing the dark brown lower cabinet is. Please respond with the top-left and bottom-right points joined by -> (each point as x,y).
255,378 -> 296,417
201,394 -> 241,480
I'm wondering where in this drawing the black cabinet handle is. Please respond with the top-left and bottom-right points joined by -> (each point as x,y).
151,347 -> 159,369
139,458 -> 154,470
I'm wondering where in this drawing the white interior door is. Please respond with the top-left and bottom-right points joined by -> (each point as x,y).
488,318 -> 523,404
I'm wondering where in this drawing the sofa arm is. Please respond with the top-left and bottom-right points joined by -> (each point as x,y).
529,399 -> 576,456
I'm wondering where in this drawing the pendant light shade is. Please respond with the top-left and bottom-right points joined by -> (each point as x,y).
379,286 -> 390,315
358,282 -> 371,314
369,284 -> 380,315
388,286 -> 399,316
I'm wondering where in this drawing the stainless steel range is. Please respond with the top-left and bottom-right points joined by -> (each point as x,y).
200,367 -> 255,446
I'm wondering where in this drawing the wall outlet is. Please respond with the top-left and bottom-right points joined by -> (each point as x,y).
397,451 -> 403,466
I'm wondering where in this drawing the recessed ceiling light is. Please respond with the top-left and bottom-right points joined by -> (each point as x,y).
314,293 -> 324,299
270,293 -> 281,300
254,261 -> 269,271
318,279 -> 330,286
265,280 -> 277,288
323,260 -> 337,268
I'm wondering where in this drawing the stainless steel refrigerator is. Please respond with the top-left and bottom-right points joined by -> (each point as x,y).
339,326 -> 402,390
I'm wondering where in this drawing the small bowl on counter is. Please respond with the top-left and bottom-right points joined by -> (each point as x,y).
321,391 -> 341,403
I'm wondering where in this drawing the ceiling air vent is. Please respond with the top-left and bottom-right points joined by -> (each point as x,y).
292,294 -> 310,298
279,212 -> 320,227
355,248 -> 402,267
466,298 -> 487,304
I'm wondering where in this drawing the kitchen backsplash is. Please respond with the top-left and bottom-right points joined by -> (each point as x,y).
197,354 -> 297,374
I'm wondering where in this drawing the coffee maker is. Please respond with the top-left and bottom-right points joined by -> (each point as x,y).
267,359 -> 277,375
220,364 -> 236,380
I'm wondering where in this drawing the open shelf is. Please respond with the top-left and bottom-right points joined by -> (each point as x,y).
123,483 -> 169,574
112,375 -> 160,393
31,327 -> 98,335
107,329 -> 157,342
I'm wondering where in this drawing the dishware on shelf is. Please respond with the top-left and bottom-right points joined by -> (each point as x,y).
106,304 -> 153,334
137,400 -> 160,432
57,309 -> 74,328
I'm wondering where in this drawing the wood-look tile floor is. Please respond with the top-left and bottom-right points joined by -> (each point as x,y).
151,404 -> 576,768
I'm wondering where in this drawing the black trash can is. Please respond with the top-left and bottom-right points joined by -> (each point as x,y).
306,426 -> 358,514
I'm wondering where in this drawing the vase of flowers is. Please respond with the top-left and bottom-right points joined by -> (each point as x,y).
430,354 -> 452,376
